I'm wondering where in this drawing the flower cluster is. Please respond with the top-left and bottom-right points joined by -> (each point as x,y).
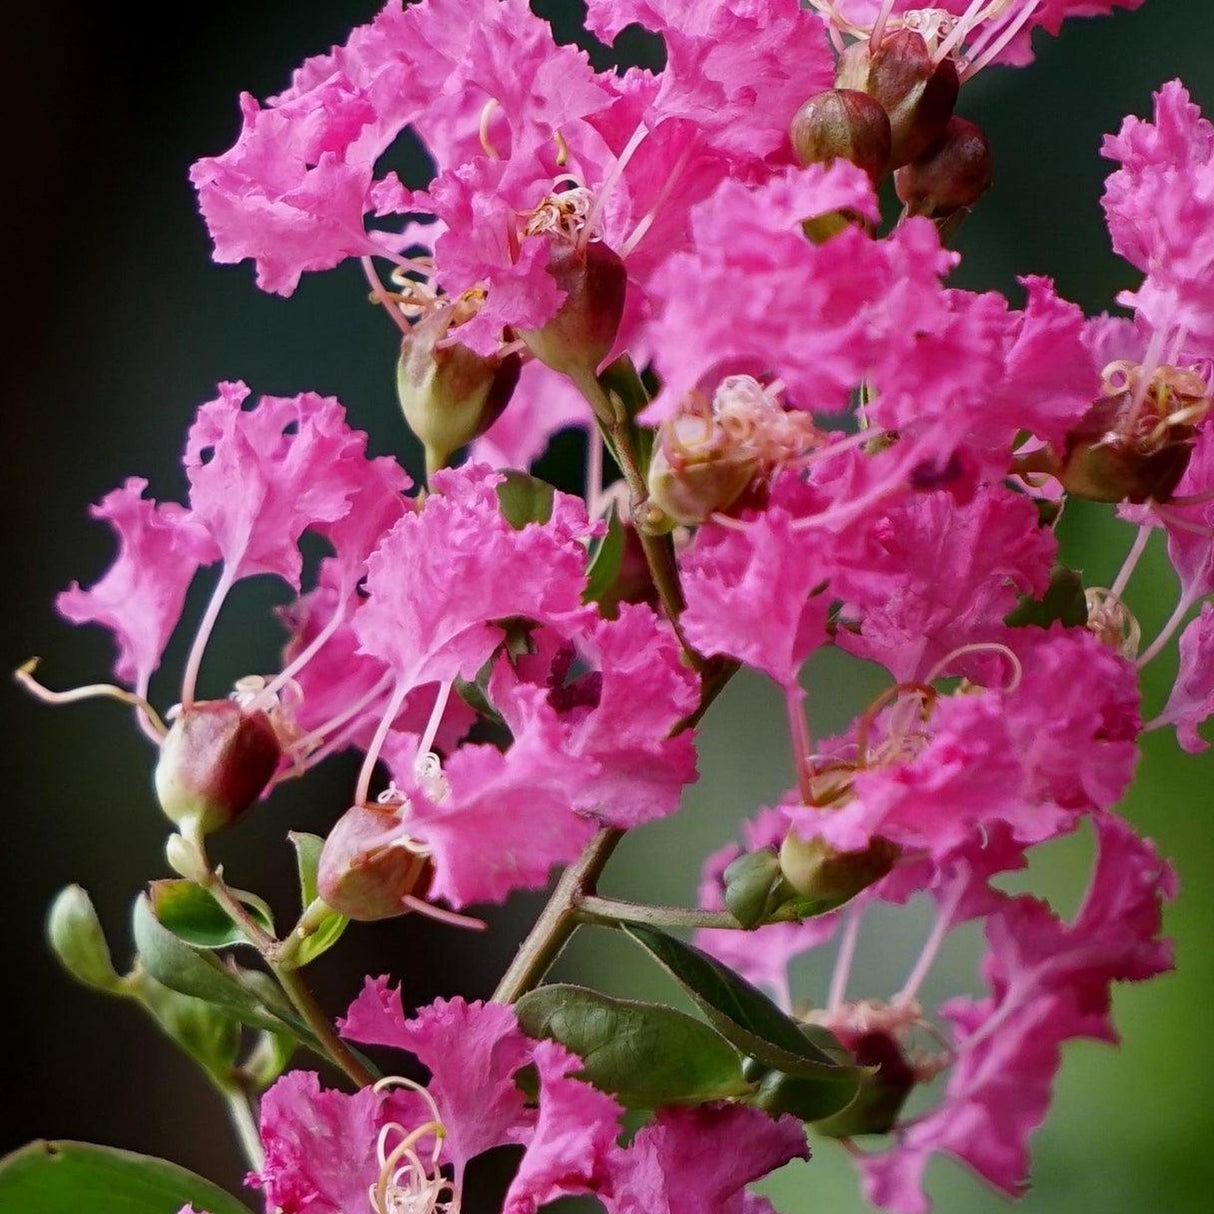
23,4 -> 1210,1214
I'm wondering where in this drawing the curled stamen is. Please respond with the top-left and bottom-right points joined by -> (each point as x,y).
15,658 -> 167,737
1085,588 -> 1142,660
855,682 -> 937,767
478,99 -> 501,159
923,642 -> 1023,693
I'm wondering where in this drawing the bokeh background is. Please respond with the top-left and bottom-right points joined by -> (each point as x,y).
3,2 -> 1213,1211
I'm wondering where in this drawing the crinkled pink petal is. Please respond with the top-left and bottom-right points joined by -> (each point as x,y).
184,383 -> 369,587
341,985 -> 535,1173
1156,601 -> 1214,752
586,1 -> 835,161
1102,80 -> 1214,354
56,478 -> 214,690
355,464 -> 592,692
503,1040 -> 624,1213
602,1102 -> 809,1214
253,1070 -> 422,1214
836,484 -> 1056,683
401,688 -> 599,906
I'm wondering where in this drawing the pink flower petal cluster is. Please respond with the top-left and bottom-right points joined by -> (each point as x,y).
256,980 -> 806,1212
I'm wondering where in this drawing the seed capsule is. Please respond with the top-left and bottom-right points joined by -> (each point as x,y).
896,116 -> 993,217
790,88 -> 893,182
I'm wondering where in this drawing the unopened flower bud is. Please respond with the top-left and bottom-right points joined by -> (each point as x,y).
154,701 -> 280,839
47,885 -> 123,993
896,117 -> 993,217
791,89 -> 893,182
317,804 -> 428,921
647,422 -> 758,530
1060,365 -> 1209,504
397,305 -> 522,477
813,1030 -> 917,1137
838,30 -> 959,169
519,241 -> 628,389
778,830 -> 898,909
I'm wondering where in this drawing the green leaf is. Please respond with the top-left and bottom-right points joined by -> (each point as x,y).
582,505 -> 626,606
621,925 -> 862,1088
132,895 -> 300,1037
1005,564 -> 1087,629
287,833 -> 349,967
0,1140 -> 254,1214
496,470 -> 555,529
136,974 -> 242,1082
516,984 -> 753,1108
149,880 -> 274,949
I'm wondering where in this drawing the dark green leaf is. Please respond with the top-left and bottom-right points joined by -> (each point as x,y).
516,984 -> 752,1108
132,895 -> 299,1037
1005,564 -> 1087,629
496,470 -> 555,529
0,1140 -> 254,1214
582,506 -> 626,606
149,880 -> 274,949
622,925 -> 862,1087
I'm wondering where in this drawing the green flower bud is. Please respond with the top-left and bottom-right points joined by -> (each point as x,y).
47,885 -> 123,992
790,88 -> 893,182
154,701 -> 280,840
778,830 -> 899,909
519,241 -> 628,394
397,304 -> 522,477
896,116 -> 993,217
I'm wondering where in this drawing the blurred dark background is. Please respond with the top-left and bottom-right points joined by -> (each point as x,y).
3,3 -> 1213,1212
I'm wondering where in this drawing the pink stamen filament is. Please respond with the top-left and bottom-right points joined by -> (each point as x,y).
962,0 -> 1042,79
896,879 -> 965,1004
361,256 -> 412,336
1137,587 -> 1199,668
258,603 -> 348,705
15,659 -> 167,737
619,142 -> 695,260
580,122 -> 650,253
181,563 -> 237,710
933,0 -> 993,63
355,680 -> 410,807
923,641 -> 1022,692
870,0 -> 898,48
785,683 -> 816,805
291,671 -> 394,759
828,904 -> 864,1014
401,894 -> 486,931
586,428 -> 605,517
1110,524 -> 1153,600
416,680 -> 453,760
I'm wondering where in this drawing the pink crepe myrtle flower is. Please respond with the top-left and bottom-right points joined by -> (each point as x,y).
853,813 -> 1175,1214
792,627 -> 1141,860
1102,80 -> 1214,358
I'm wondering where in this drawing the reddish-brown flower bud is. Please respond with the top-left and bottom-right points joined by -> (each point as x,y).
397,305 -> 521,476
154,701 -> 280,838
790,88 -> 893,182
519,241 -> 628,391
896,116 -> 993,217
317,804 -> 430,921
838,30 -> 959,169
